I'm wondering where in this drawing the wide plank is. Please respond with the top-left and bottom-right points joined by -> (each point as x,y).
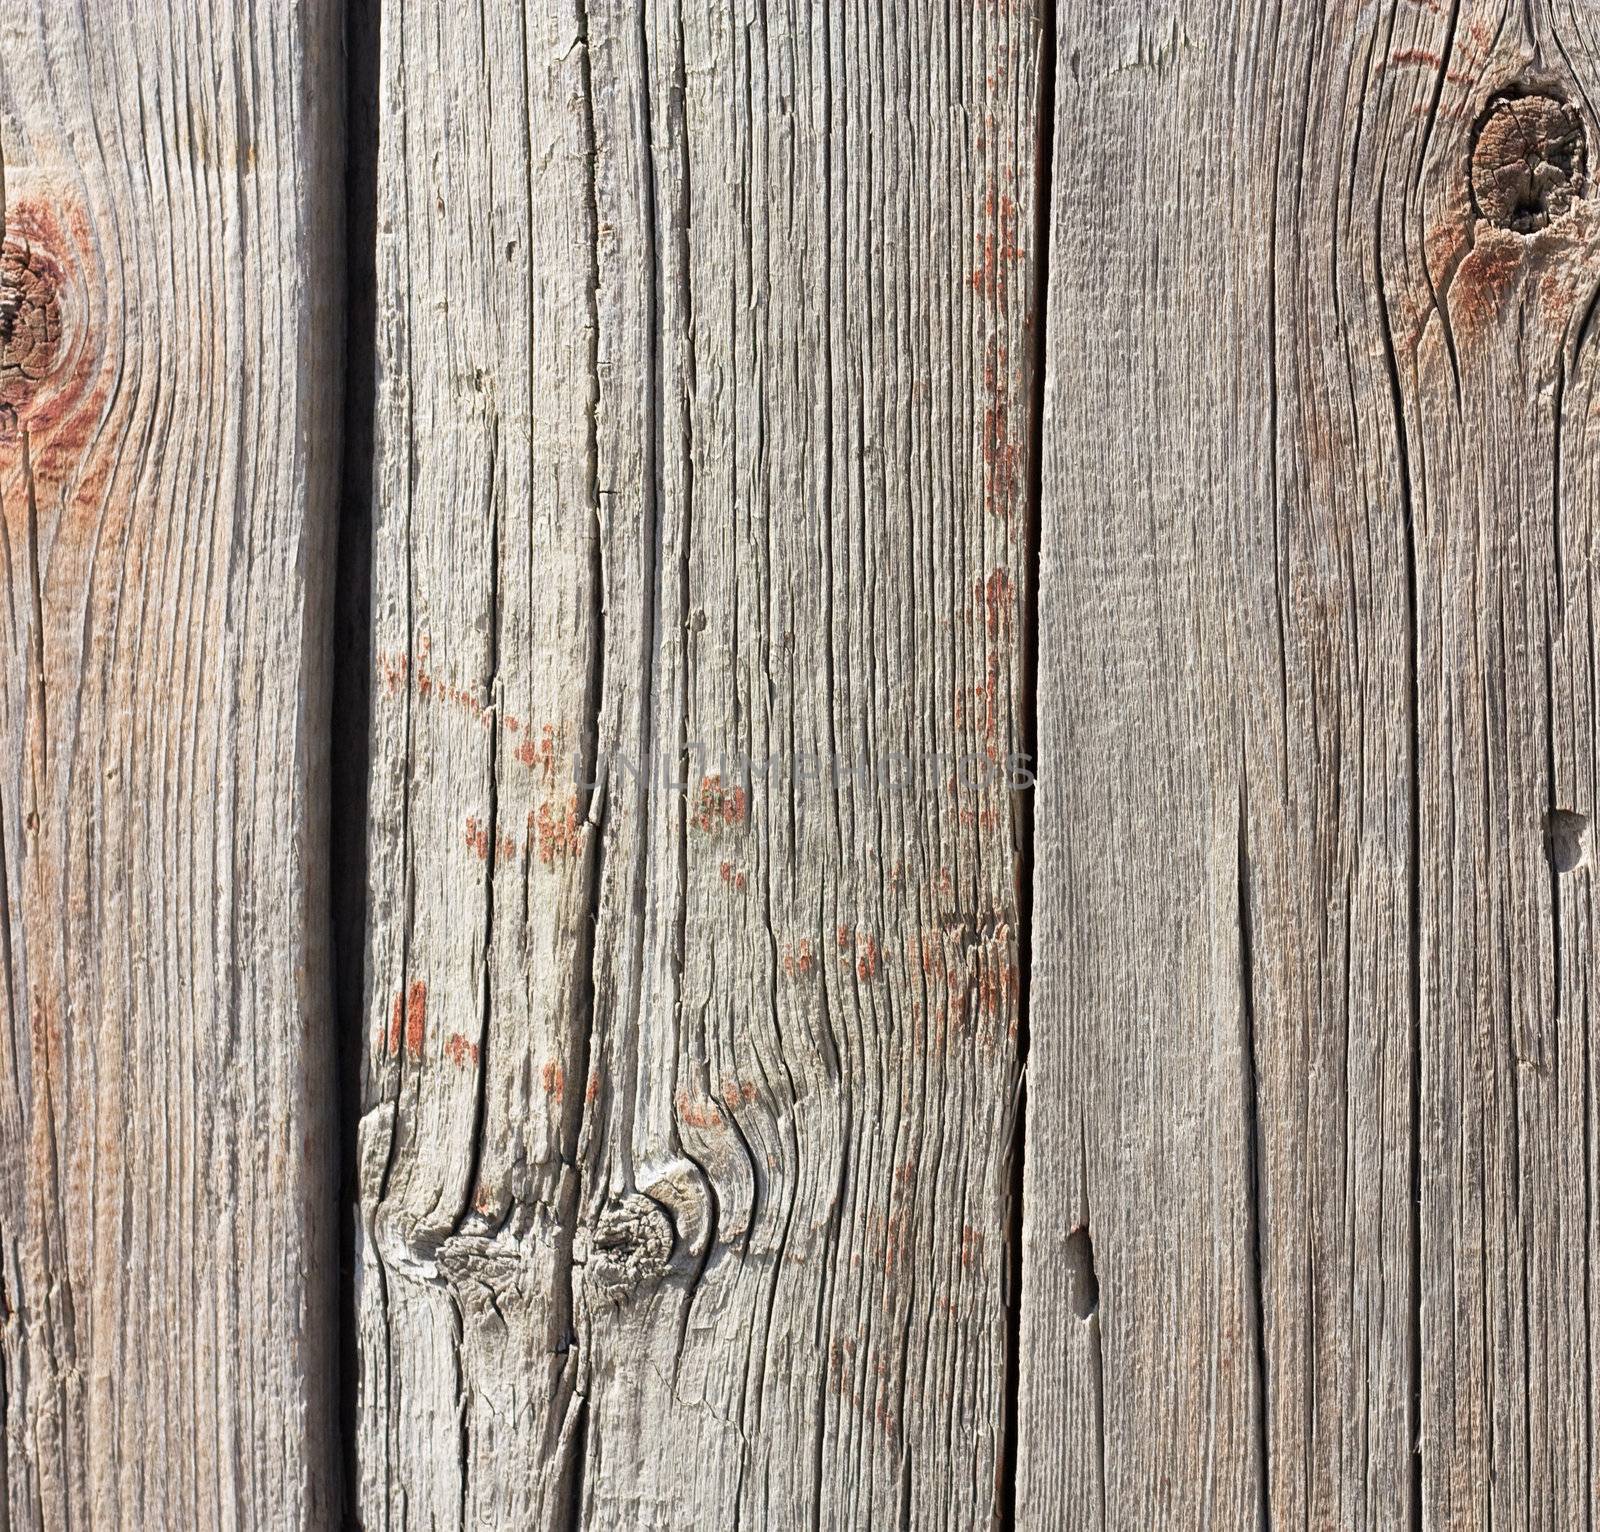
356,2 -> 1044,1526
1021,2 -> 1600,1526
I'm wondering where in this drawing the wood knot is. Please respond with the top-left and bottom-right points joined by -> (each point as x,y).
586,1193 -> 674,1298
0,233 -> 66,426
1470,92 -> 1587,233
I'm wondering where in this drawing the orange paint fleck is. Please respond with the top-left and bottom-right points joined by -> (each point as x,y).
962,1225 -> 986,1267
534,797 -> 583,864
541,1060 -> 565,1100
378,650 -> 409,696
856,935 -> 881,982
515,723 -> 561,782
981,568 -> 1015,639
781,937 -> 817,979
386,991 -> 404,1057
676,1089 -> 725,1131
444,1032 -> 479,1068
692,775 -> 748,833
404,980 -> 427,1060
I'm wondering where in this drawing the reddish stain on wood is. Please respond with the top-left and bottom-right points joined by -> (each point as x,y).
515,723 -> 561,782
980,568 -> 1015,639
404,980 -> 427,1060
0,186 -> 112,501
541,1060 -> 565,1100
781,937 -> 816,978
1450,235 -> 1523,339
856,934 -> 881,982
464,815 -> 490,860
975,181 -> 1026,524
979,952 -> 1019,1017
371,640 -> 505,731
692,774 -> 748,833
533,797 -> 583,864
676,1089 -> 725,1131
379,651 -> 409,696
386,992 -> 404,1057
971,190 -> 1022,302
1382,47 -> 1472,84
961,1225 -> 986,1268
444,1033 -> 479,1068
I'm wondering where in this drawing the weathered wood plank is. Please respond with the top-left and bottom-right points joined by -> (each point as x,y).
353,1 -> 600,1524
357,1 -> 1043,1526
1021,2 -> 1600,1526
576,3 -> 1040,1525
0,3 -> 343,1526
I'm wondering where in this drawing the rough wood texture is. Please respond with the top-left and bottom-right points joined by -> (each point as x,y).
356,2 -> 1042,1526
1021,3 -> 1600,1527
0,2 -> 343,1527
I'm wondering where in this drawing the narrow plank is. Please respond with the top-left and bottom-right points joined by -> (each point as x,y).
574,4 -> 1040,1525
357,1 -> 1043,1526
354,1 -> 600,1524
0,3 -> 343,1527
1022,1 -> 1600,1526
1412,13 -> 1600,1524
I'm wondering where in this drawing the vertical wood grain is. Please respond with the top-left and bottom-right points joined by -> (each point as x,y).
356,2 -> 1043,1526
576,4 -> 1039,1526
353,1 -> 600,1523
0,2 -> 343,1527
1022,2 -> 1600,1526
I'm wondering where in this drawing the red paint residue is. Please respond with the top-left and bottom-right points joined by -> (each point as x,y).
856,934 -> 881,982
676,1089 -> 725,1131
444,1032 -> 479,1068
541,1060 -> 565,1100
781,937 -> 816,979
981,568 -> 1015,639
534,797 -> 583,864
514,724 -> 560,782
961,1225 -> 986,1268
691,775 -> 748,833
404,981 -> 427,1060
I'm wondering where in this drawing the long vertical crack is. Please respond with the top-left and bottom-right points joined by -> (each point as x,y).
1373,226 -> 1424,1532
1000,1 -> 1055,1525
1237,771 -> 1271,1532
331,0 -> 382,1517
560,3 -> 605,1522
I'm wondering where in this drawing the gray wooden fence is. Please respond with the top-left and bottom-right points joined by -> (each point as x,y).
2,0 -> 1598,1526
